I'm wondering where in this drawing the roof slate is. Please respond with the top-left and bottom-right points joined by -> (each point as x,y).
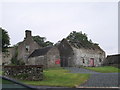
28,46 -> 52,58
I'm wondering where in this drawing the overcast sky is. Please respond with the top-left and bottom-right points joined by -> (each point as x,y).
0,0 -> 118,55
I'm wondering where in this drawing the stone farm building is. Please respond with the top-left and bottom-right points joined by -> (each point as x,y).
2,30 -> 61,68
2,30 -> 41,65
2,30 -> 106,67
58,39 -> 106,67
27,46 -> 60,68
17,30 -> 40,64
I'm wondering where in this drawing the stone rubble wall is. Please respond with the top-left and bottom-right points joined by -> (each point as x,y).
72,47 -> 105,67
3,65 -> 43,81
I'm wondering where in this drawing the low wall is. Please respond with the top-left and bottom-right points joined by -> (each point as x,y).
3,65 -> 43,81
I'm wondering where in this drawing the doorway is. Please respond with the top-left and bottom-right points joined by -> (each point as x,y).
90,58 -> 94,67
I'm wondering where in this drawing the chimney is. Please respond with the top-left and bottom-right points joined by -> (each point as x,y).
25,30 -> 32,38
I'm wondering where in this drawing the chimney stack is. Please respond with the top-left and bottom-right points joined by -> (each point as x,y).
25,30 -> 32,38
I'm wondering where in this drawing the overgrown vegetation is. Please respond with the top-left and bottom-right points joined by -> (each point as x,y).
11,46 -> 25,65
33,36 -> 53,47
21,68 -> 90,88
66,31 -> 100,49
0,27 -> 10,52
84,66 -> 120,73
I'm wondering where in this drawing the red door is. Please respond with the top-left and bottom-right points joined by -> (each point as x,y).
90,58 -> 94,67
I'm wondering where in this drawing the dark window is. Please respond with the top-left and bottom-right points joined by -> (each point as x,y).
99,58 -> 102,62
25,46 -> 29,52
83,59 -> 85,63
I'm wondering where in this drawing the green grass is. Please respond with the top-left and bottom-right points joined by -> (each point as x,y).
0,71 -> 2,75
21,68 -> 90,88
84,66 -> 120,73
1,78 -> 15,84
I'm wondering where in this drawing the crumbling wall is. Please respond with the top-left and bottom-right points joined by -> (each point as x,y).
57,39 -> 74,67
17,37 -> 40,64
72,47 -> 105,67
46,46 -> 60,68
2,47 -> 16,65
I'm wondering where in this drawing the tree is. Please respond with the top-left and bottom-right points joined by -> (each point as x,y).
33,35 -> 53,47
0,28 -> 10,52
0,29 -> 2,51
45,41 -> 54,47
66,31 -> 97,48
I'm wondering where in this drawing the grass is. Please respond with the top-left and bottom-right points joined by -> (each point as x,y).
0,71 -> 2,75
1,78 -> 15,84
21,67 -> 90,88
84,66 -> 120,73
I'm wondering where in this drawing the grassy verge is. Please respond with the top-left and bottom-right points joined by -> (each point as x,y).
84,66 -> 120,73
21,68 -> 90,88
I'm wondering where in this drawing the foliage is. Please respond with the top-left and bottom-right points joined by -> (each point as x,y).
66,31 -> 98,48
84,66 -> 120,73
11,46 -> 25,65
14,73 -> 29,79
21,68 -> 90,88
0,27 -> 10,52
11,46 -> 18,65
0,29 -> 1,51
33,35 -> 53,47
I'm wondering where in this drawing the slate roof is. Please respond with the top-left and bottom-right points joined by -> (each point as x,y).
28,46 -> 52,58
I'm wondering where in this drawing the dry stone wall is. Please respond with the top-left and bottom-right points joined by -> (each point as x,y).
3,65 -> 43,81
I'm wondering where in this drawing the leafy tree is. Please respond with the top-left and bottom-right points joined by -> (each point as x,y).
0,28 -> 10,52
66,31 -> 97,48
0,29 -> 2,51
33,35 -> 53,47
45,41 -> 54,47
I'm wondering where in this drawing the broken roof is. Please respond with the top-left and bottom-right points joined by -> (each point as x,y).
60,39 -> 104,51
28,46 -> 52,58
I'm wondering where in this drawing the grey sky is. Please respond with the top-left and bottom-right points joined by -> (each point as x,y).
0,1 -> 118,55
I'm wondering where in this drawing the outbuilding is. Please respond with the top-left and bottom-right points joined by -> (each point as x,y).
58,39 -> 106,67
27,46 -> 60,68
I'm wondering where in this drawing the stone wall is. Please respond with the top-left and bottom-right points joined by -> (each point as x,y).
3,65 -> 43,81
28,46 -> 60,68
46,46 -> 60,68
17,30 -> 40,64
2,47 -> 15,65
72,47 -> 105,67
57,39 -> 74,67
58,39 -> 106,67
28,56 -> 46,67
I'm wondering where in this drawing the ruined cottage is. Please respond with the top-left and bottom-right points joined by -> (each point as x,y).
27,46 -> 60,68
58,39 -> 105,67
17,30 -> 41,64
2,30 -> 41,65
2,30 -> 106,68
